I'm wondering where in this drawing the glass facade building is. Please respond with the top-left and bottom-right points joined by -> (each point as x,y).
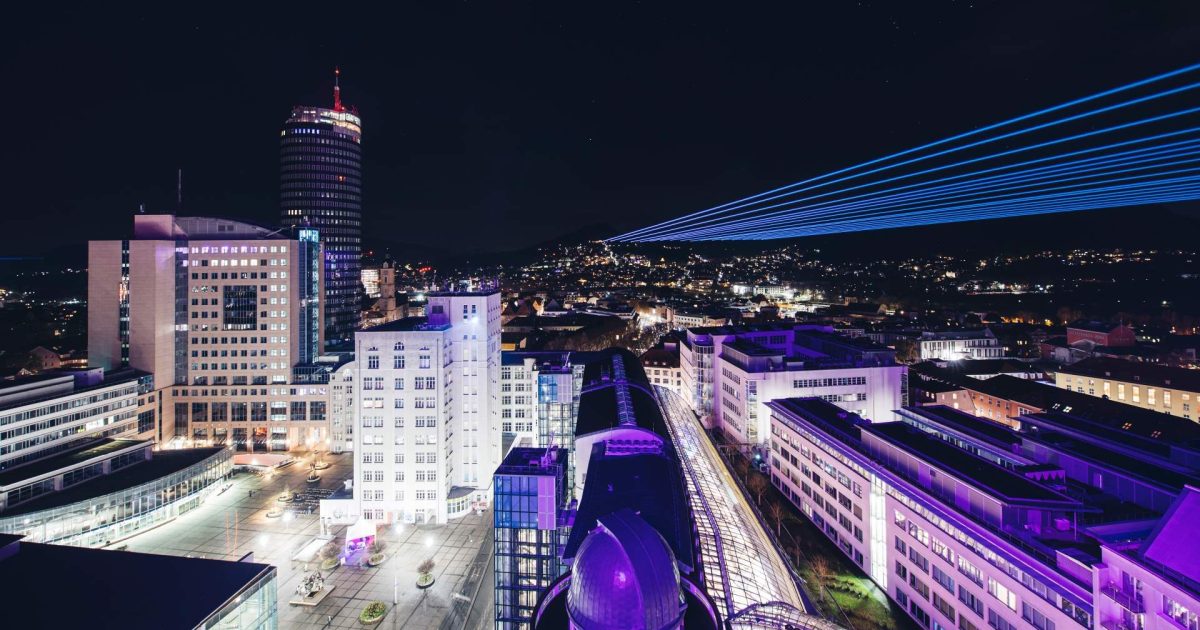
0,447 -> 231,547
494,447 -> 569,630
280,93 -> 363,346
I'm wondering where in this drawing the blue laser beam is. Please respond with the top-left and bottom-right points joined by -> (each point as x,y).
691,177 -> 1200,240
612,62 -> 1200,241
658,139 -> 1200,239
617,102 -> 1200,241
612,66 -> 1200,241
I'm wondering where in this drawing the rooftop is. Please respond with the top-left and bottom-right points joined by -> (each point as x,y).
901,405 -> 1021,449
0,368 -> 148,415
359,316 -> 449,333
0,438 -> 148,487
0,535 -> 273,630
1067,320 -> 1130,333
2,447 -> 225,518
865,422 -> 1079,505
1058,356 -> 1200,392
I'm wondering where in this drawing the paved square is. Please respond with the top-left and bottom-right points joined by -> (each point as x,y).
120,453 -> 494,629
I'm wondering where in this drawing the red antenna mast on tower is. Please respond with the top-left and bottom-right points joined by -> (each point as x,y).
333,67 -> 345,112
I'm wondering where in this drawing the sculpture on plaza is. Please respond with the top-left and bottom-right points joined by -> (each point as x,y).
295,571 -> 325,598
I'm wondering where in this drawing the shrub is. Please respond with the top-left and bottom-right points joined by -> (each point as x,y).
417,558 -> 435,576
359,601 -> 387,622
318,541 -> 340,561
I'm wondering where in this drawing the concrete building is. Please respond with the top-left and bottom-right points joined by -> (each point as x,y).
1055,357 -> 1200,420
0,368 -> 156,473
328,359 -> 356,452
640,338 -> 683,396
769,397 -> 1200,630
771,399 -> 1094,630
680,323 -> 904,447
918,329 -> 1004,361
88,214 -> 332,452
351,289 -> 501,524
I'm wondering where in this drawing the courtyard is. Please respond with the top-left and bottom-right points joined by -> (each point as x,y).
119,452 -> 495,629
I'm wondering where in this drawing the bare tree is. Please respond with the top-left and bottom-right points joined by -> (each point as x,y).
747,474 -> 769,505
811,554 -> 832,585
767,500 -> 788,536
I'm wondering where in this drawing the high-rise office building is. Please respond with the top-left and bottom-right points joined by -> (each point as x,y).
89,214 -> 332,451
280,68 -> 363,345
351,289 -> 502,524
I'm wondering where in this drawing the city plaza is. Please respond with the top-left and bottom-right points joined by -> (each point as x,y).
118,452 -> 494,630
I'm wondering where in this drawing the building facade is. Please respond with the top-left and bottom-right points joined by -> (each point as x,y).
680,323 -> 904,447
769,397 -> 1200,630
280,70 -> 363,345
88,214 -> 331,451
494,447 -> 570,630
1055,357 -> 1200,421
918,329 -> 1004,361
351,290 -> 502,524
0,368 -> 156,473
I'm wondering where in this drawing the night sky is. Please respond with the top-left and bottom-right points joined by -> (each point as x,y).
4,2 -> 1200,258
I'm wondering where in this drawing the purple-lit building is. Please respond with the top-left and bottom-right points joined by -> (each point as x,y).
768,398 -> 1200,630
528,349 -> 839,630
494,447 -> 570,630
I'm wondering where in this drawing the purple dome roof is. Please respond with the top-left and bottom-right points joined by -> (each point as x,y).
566,509 -> 684,630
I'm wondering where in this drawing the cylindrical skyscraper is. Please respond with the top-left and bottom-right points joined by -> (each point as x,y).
281,68 -> 363,346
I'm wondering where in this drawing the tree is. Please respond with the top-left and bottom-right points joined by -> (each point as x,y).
810,554 -> 832,586
417,558 -> 435,577
747,473 -> 769,505
767,500 -> 788,537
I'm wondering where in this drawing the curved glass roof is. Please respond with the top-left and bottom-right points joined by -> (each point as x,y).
657,386 -> 843,630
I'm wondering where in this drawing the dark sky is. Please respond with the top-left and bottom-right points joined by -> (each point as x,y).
3,2 -> 1200,258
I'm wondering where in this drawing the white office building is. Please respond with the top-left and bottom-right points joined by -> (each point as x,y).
680,323 -> 905,447
352,290 -> 502,524
918,329 -> 1003,361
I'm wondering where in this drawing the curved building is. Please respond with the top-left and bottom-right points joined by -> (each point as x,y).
280,68 -> 363,345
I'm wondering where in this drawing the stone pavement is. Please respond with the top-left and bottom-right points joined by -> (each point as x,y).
119,452 -> 495,629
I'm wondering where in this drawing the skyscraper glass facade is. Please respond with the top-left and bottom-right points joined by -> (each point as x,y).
280,105 -> 363,345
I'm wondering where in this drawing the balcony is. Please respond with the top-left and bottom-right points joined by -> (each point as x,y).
1100,583 -> 1145,613
1099,620 -> 1137,630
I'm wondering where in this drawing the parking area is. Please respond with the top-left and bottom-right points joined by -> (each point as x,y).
120,452 -> 495,629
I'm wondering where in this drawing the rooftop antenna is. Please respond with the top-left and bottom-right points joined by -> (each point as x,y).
333,67 -> 345,112
177,168 -> 183,212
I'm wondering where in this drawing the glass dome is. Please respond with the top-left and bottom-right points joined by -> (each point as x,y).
566,509 -> 684,630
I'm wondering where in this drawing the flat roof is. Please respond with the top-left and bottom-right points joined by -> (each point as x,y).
2,447 -> 225,518
865,422 -> 1078,505
0,368 -> 148,414
0,538 -> 272,630
724,338 -> 781,357
1059,357 -> 1200,392
770,398 -> 866,447
1022,430 -> 1200,491
359,316 -> 449,333
903,405 -> 1020,448
0,438 -> 149,487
